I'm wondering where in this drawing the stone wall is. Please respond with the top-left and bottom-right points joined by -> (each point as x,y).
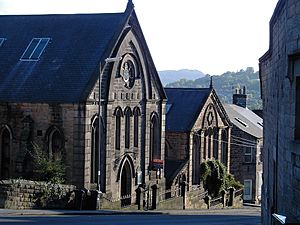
0,103 -> 85,188
165,132 -> 189,160
259,0 -> 300,223
230,126 -> 262,203
185,187 -> 207,209
0,179 -> 75,209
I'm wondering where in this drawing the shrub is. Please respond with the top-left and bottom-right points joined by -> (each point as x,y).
200,160 -> 242,197
30,142 -> 66,184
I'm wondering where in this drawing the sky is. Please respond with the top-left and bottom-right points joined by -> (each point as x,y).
0,0 -> 279,75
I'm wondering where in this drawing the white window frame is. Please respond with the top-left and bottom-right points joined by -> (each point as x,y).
20,38 -> 50,61
244,147 -> 252,163
243,179 -> 252,201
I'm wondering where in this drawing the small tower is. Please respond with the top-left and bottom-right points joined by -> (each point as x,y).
233,86 -> 247,108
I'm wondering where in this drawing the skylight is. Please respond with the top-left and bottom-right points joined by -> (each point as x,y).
234,117 -> 248,127
166,104 -> 172,114
0,38 -> 6,47
21,38 -> 50,60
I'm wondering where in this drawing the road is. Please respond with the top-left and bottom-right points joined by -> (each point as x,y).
0,207 -> 261,225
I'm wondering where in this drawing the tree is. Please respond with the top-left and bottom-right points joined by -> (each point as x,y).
166,67 -> 262,110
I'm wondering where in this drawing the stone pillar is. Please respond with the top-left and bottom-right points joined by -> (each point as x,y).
135,186 -> 145,210
200,130 -> 206,160
151,185 -> 158,210
221,189 -> 227,208
204,195 -> 211,209
228,187 -> 235,207
181,181 -> 187,210
227,128 -> 232,171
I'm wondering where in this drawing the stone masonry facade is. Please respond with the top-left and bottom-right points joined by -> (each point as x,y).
0,4 -> 167,210
230,126 -> 262,204
259,0 -> 300,223
0,103 -> 85,188
165,90 -> 231,191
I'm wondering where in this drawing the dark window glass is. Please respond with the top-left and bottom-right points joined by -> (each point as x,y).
213,128 -> 218,159
49,129 -> 63,161
125,108 -> 131,149
21,38 -> 50,60
221,130 -> 228,165
244,147 -> 252,163
31,38 -> 49,59
91,117 -> 99,183
133,108 -> 140,147
115,109 -> 121,150
150,113 -> 160,162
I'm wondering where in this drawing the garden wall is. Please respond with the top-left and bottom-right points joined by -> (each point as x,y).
0,179 -> 75,209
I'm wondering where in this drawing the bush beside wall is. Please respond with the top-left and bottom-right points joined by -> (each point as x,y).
0,179 -> 75,209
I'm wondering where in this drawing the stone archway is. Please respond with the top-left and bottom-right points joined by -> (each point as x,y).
120,161 -> 132,207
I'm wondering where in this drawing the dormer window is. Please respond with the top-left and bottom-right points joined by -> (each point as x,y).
0,38 -> 6,47
21,38 -> 50,60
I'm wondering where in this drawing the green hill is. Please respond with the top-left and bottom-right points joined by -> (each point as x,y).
165,67 -> 262,110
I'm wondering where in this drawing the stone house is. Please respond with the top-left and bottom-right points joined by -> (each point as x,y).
164,87 -> 232,191
259,0 -> 300,223
224,88 -> 263,204
0,1 -> 167,208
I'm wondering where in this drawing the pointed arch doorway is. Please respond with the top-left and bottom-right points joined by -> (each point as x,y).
120,161 -> 132,207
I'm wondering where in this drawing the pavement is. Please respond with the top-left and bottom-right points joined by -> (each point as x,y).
0,206 -> 261,216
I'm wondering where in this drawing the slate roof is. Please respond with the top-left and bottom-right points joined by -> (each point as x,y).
165,159 -> 188,181
0,12 -> 128,103
223,103 -> 263,139
165,88 -> 211,132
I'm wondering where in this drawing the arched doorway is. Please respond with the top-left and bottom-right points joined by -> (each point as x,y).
120,161 -> 132,207
1,127 -> 11,179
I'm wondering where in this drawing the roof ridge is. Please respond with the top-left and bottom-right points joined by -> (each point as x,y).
164,87 -> 210,90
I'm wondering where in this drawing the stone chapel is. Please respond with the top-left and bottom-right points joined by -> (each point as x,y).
0,1 -> 166,207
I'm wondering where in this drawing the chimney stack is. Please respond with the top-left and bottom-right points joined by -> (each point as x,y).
233,86 -> 247,108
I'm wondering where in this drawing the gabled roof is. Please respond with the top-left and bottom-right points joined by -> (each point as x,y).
0,7 -> 131,103
224,103 -> 263,139
165,159 -> 188,182
165,88 -> 211,132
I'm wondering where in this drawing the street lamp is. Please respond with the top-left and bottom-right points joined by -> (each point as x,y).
98,56 -> 122,194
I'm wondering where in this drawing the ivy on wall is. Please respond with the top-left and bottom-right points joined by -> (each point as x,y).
200,160 -> 243,197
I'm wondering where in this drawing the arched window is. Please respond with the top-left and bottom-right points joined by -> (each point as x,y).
114,107 -> 123,150
90,116 -> 99,183
124,107 -> 132,149
192,133 -> 201,184
150,112 -> 161,166
48,127 -> 64,161
221,129 -> 228,165
0,126 -> 12,179
213,128 -> 219,159
133,107 -> 141,148
207,128 -> 213,159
